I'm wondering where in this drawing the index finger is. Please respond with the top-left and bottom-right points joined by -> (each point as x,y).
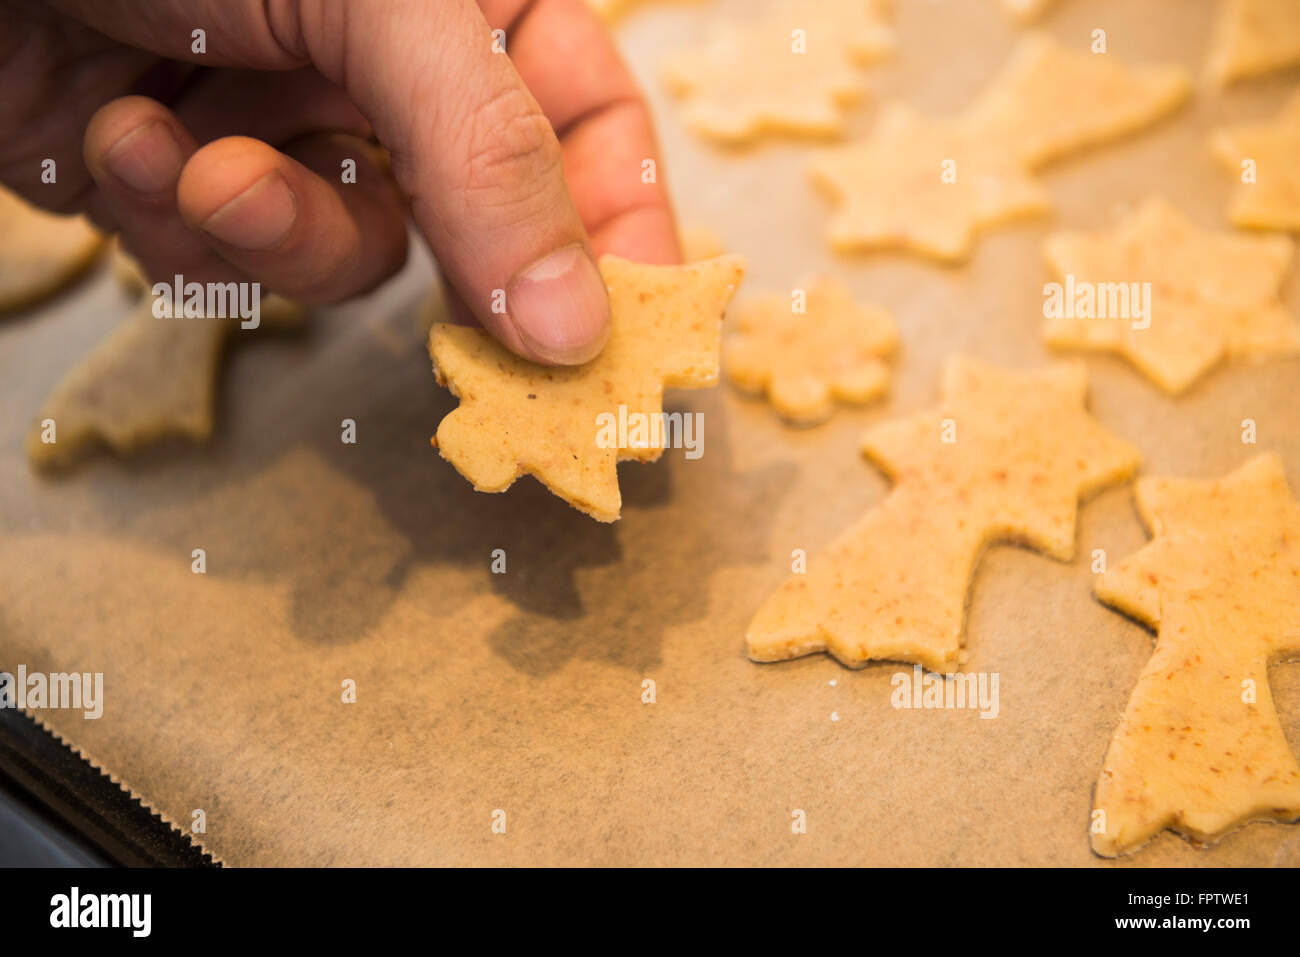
479,0 -> 681,265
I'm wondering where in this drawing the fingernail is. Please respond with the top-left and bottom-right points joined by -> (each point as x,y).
102,122 -> 183,195
506,244 -> 610,365
199,171 -> 297,251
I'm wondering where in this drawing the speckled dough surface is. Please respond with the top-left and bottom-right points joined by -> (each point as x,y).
1092,454 -> 1300,857
429,254 -> 745,522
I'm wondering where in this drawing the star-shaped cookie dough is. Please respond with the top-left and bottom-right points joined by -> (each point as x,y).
1091,453 -> 1300,857
0,187 -> 104,314
1042,197 -> 1300,393
747,357 -> 1139,671
809,104 -> 1052,261
723,276 -> 897,424
429,254 -> 746,522
1210,90 -> 1300,232
811,35 -> 1189,261
661,0 -> 893,143
1206,0 -> 1300,85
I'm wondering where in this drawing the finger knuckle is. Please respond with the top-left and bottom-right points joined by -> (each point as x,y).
459,86 -> 562,211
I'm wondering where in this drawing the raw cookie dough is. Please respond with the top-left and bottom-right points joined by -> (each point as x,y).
587,0 -> 706,23
27,278 -> 304,468
679,224 -> 726,262
428,254 -> 745,522
747,356 -> 1140,670
661,0 -> 893,143
723,276 -> 897,424
962,32 -> 1191,169
1001,0 -> 1054,21
1091,453 -> 1300,857
1205,0 -> 1300,85
111,239 -> 302,323
0,187 -> 104,315
1209,90 -> 1300,232
1043,196 -> 1300,393
811,34 -> 1189,261
810,103 -> 1052,261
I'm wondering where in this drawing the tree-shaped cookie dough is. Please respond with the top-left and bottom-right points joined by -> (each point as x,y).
1210,90 -> 1300,232
27,289 -> 304,469
661,0 -> 893,143
962,32 -> 1191,169
747,356 -> 1139,670
723,276 -> 897,424
0,187 -> 104,314
1043,197 -> 1300,394
1091,454 -> 1300,857
810,34 -> 1189,261
1205,0 -> 1300,85
429,254 -> 745,523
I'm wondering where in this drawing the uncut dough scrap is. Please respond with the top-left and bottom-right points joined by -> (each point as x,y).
723,276 -> 897,424
0,187 -> 104,314
1091,454 -> 1300,857
1043,196 -> 1300,394
429,254 -> 745,522
746,356 -> 1140,671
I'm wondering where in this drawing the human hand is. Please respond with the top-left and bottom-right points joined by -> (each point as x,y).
0,0 -> 680,363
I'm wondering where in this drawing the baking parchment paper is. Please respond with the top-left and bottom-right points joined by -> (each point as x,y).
1,0 -> 1298,865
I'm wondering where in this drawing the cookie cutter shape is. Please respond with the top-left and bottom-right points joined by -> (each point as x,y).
661,0 -> 893,143
723,276 -> 897,424
1091,453 -> 1300,856
0,187 -> 104,315
1206,0 -> 1300,86
1043,197 -> 1299,394
429,254 -> 746,522
747,356 -> 1140,671
1210,90 -> 1300,233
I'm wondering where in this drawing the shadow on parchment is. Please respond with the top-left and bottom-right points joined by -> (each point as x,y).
45,299 -> 795,669
479,399 -> 796,675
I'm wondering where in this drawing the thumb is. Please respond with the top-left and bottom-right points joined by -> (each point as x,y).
273,0 -> 610,364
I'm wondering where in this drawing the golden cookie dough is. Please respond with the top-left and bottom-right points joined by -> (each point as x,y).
1205,0 -> 1300,85
429,254 -> 746,522
0,187 -> 104,315
1092,453 -> 1300,857
679,224 -> 726,262
963,32 -> 1190,168
1043,196 -> 1299,394
27,281 -> 304,468
661,0 -> 893,143
723,276 -> 897,424
747,357 -> 1140,671
29,304 -> 222,467
587,0 -> 706,23
811,35 -> 1188,261
1210,90 -> 1300,233
810,104 -> 1051,261
1001,0 -> 1054,21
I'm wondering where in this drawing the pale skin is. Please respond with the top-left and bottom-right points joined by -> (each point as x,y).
0,0 -> 680,364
